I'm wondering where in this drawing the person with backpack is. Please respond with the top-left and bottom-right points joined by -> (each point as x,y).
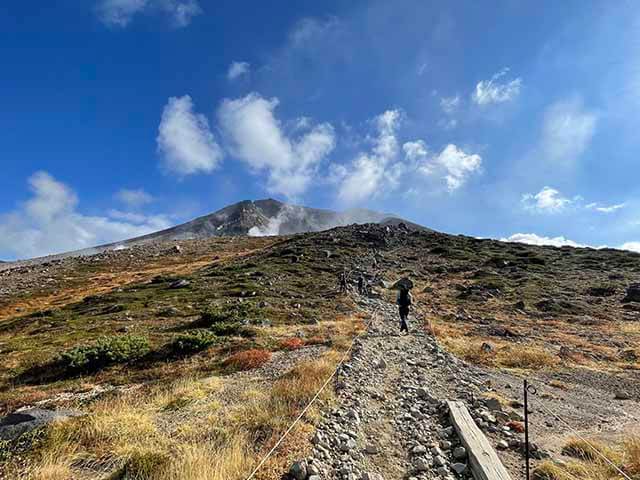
396,286 -> 413,334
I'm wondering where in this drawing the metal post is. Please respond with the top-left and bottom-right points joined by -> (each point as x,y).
524,379 -> 530,480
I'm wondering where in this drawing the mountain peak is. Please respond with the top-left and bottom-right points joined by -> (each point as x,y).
114,199 -> 424,247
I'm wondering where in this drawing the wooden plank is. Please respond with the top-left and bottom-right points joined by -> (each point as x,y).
447,400 -> 513,480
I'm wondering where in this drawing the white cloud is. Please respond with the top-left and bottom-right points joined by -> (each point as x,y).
227,61 -> 250,81
437,118 -> 458,130
96,0 -> 201,28
620,242 -> 640,253
115,188 -> 154,208
440,95 -> 460,114
522,186 -> 573,213
157,95 -> 223,176
541,97 -> 597,165
585,202 -> 626,213
501,233 -> 586,248
107,209 -> 170,228
402,140 -> 428,165
162,0 -> 201,27
217,93 -> 335,198
96,0 -> 147,27
416,144 -> 482,192
289,17 -> 340,47
472,68 -> 522,106
0,172 -> 171,260
337,110 -> 403,204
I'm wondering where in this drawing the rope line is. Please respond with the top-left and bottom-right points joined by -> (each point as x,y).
531,397 -> 632,480
244,304 -> 380,480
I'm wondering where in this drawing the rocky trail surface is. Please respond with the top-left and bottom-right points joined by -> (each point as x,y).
290,298 -> 530,480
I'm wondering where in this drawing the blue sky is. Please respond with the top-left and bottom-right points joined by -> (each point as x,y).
1,0 -> 640,260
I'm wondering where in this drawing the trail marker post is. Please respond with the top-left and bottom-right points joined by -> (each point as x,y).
523,379 -> 536,480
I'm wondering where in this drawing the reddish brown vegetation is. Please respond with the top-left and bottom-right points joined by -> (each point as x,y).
280,338 -> 304,350
224,349 -> 272,371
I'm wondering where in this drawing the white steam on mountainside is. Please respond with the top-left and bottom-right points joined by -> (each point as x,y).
247,203 -> 392,237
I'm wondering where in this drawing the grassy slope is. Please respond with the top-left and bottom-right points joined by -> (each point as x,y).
1,224 -> 639,478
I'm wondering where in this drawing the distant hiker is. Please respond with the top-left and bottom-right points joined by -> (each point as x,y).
393,277 -> 414,334
339,271 -> 348,293
357,275 -> 364,295
397,287 -> 412,333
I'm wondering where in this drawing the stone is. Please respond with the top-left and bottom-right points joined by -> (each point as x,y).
434,455 -> 447,467
614,391 -> 631,400
623,284 -> 640,303
365,444 -> 379,454
169,279 -> 190,289
412,444 -> 427,455
481,342 -> 493,353
497,440 -> 509,450
451,463 -> 467,475
415,457 -> 430,471
289,461 -> 307,480
453,446 -> 467,460
361,473 -> 383,480
0,408 -> 82,441
341,438 -> 357,452
374,358 -> 387,369
485,398 -> 502,411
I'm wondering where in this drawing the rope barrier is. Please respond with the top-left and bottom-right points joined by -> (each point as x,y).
244,303 -> 380,480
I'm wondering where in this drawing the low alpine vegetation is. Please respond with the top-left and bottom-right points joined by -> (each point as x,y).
223,349 -> 272,371
59,334 -> 150,372
170,330 -> 218,355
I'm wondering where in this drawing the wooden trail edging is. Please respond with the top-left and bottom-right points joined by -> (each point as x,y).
447,401 -> 513,480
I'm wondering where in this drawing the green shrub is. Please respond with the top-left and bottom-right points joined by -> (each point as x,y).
198,303 -> 259,327
59,334 -> 150,372
209,321 -> 243,337
171,330 -> 218,354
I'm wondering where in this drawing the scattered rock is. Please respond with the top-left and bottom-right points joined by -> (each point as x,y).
0,408 -> 82,441
169,279 -> 190,289
614,391 -> 631,400
289,461 -> 307,480
623,284 -> 640,303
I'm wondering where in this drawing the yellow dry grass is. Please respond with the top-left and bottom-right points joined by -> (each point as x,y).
533,436 -> 640,480
21,313 -> 366,480
441,335 -> 555,370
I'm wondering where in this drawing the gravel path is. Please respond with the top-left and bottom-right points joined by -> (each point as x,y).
295,298 -> 525,480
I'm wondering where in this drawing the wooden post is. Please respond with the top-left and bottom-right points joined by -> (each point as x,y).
447,400 -> 513,480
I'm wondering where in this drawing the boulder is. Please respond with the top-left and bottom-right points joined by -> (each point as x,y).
0,408 -> 81,441
289,461 -> 307,480
623,284 -> 640,303
169,279 -> 190,289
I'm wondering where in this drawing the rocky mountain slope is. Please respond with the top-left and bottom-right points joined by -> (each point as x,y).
0,199 -> 423,267
0,223 -> 639,479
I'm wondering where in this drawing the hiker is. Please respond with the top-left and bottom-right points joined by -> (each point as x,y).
339,271 -> 348,293
357,275 -> 364,295
396,285 -> 413,334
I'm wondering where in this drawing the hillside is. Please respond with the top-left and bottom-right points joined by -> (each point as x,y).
0,199 -> 421,268
0,223 -> 638,479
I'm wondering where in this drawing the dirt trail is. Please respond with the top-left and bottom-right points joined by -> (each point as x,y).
305,298 -> 490,480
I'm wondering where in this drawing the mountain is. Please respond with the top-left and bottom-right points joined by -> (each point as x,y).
111,199 -> 426,247
0,200 -> 427,266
